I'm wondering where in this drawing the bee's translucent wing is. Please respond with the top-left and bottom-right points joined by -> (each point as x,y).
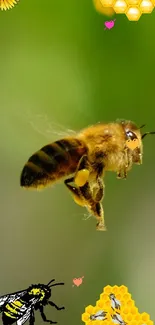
24,111 -> 76,141
94,310 -> 105,317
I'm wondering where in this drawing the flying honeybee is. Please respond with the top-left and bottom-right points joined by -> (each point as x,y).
0,279 -> 65,325
20,119 -> 155,231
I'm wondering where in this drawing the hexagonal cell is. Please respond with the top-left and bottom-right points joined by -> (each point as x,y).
119,285 -> 128,294
140,0 -> 154,12
126,299 -> 135,308
100,293 -> 108,301
96,299 -> 105,308
129,306 -> 138,314
126,6 -> 142,20
104,285 -> 112,294
140,312 -> 150,322
112,285 -> 119,294
82,313 -> 90,322
122,293 -> 131,301
113,0 -> 128,12
147,321 -> 154,325
126,313 -> 135,322
100,0 -> 116,7
121,306 -> 130,314
85,305 -> 94,314
93,0 -> 115,16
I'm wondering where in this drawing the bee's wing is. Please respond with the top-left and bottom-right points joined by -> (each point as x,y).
23,111 -> 77,141
17,306 -> 32,325
96,316 -> 106,320
0,290 -> 27,309
17,298 -> 37,325
94,311 -> 105,317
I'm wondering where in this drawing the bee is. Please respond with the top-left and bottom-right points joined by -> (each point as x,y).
0,279 -> 65,325
109,293 -> 121,310
20,119 -> 155,231
111,312 -> 127,325
90,310 -> 107,321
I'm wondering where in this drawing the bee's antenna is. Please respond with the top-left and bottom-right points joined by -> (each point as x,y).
49,282 -> 64,288
142,131 -> 155,139
139,124 -> 146,129
47,279 -> 55,286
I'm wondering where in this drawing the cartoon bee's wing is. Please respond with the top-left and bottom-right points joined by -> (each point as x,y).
0,290 -> 27,311
94,310 -> 105,316
17,298 -> 38,325
17,306 -> 32,325
96,316 -> 106,320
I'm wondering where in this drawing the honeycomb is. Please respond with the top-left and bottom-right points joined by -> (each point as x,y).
82,285 -> 153,325
93,0 -> 155,21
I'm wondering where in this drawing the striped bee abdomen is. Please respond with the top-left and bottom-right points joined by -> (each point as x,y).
20,137 -> 87,189
2,299 -> 25,325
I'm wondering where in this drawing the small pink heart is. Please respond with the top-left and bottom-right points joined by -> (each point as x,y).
73,276 -> 84,287
104,20 -> 115,30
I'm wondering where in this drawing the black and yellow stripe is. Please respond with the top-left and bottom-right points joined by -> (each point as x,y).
3,299 -> 25,320
20,138 -> 87,189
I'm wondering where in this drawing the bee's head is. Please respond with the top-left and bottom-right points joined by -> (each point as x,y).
109,293 -> 115,299
119,120 -> 155,165
28,284 -> 51,302
28,280 -> 64,303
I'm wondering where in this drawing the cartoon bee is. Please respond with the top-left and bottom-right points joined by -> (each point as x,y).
20,119 -> 155,231
90,310 -> 107,321
111,312 -> 127,325
0,279 -> 65,325
109,293 -> 121,310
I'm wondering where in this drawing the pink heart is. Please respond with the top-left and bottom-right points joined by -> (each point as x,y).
104,20 -> 115,29
73,276 -> 84,287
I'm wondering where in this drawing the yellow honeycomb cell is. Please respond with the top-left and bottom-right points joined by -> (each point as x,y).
104,285 -> 112,294
130,306 -> 138,314
123,293 -> 131,301
113,0 -> 128,13
100,0 -> 115,6
82,313 -> 90,322
93,0 -> 115,16
85,305 -> 94,314
125,6 -> 142,20
140,0 -> 154,12
100,293 -> 108,301
119,285 -> 128,294
112,285 -> 119,294
141,312 -> 150,322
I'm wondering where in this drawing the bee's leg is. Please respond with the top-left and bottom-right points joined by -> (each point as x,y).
117,170 -> 127,179
39,306 -> 57,324
79,182 -> 106,231
74,155 -> 90,187
64,177 -> 86,207
92,163 -> 105,202
29,310 -> 35,325
48,301 -> 65,310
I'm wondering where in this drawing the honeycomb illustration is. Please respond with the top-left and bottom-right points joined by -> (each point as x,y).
82,285 -> 153,325
93,0 -> 155,21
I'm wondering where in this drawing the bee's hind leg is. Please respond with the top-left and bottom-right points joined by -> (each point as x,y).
79,181 -> 106,231
64,177 -> 85,207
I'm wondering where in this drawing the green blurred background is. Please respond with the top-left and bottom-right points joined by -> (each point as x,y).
0,0 -> 155,324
